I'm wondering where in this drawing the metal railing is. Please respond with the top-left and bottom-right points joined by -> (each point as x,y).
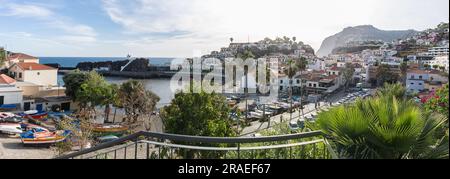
55,131 -> 338,159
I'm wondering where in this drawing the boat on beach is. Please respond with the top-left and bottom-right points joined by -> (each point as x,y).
19,110 -> 49,120
93,124 -> 128,133
20,128 -> 71,145
0,112 -> 24,123
0,123 -> 23,134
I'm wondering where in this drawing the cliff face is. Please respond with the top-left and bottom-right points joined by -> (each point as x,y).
317,25 -> 417,57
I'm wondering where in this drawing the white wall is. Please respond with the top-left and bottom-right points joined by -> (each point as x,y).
0,90 -> 23,105
406,79 -> 425,93
24,70 -> 58,86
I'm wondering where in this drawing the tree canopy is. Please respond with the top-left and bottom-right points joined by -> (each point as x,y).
62,70 -> 89,100
161,90 -> 236,138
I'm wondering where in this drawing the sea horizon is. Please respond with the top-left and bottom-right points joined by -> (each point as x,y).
40,56 -> 179,68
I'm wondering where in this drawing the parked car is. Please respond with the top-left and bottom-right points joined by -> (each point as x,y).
289,121 -> 300,133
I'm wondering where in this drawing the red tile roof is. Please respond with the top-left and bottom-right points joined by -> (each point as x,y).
7,53 -> 38,61
14,63 -> 56,71
0,74 -> 16,84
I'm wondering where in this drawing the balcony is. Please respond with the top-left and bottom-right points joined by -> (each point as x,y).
56,131 -> 338,159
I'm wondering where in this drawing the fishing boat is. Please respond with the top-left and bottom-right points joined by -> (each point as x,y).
27,112 -> 48,120
20,128 -> 71,145
0,123 -> 23,134
0,113 -> 23,123
19,110 -> 48,120
93,124 -> 128,133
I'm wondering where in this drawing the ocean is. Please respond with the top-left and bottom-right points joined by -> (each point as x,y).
40,57 -> 177,68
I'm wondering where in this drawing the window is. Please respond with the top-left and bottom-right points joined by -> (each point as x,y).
37,72 -> 41,75
280,80 -> 283,84
419,76 -> 423,79
309,83 -> 312,87
19,72 -> 22,78
297,80 -> 300,84
411,83 -> 414,85
411,75 -> 415,79
313,84 -> 317,88
419,83 -> 423,85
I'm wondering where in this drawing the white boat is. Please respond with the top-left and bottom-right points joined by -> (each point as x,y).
24,110 -> 39,115
249,111 -> 263,119
0,123 -> 23,134
0,112 -> 18,119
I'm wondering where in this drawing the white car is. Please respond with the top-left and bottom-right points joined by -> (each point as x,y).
251,133 -> 262,137
289,121 -> 300,132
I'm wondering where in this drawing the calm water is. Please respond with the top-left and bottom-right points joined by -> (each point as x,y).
49,57 -> 180,107
58,74 -> 177,108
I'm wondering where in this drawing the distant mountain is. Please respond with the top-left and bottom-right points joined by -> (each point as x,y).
317,25 -> 418,57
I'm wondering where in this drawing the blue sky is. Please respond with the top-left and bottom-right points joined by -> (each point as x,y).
0,0 -> 449,57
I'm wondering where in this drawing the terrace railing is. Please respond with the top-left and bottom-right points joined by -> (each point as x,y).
55,131 -> 339,159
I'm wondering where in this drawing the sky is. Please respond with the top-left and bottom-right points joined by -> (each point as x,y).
0,0 -> 449,58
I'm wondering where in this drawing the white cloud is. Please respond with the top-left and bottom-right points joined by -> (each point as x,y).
3,3 -> 53,18
2,2 -> 98,44
50,20 -> 97,37
58,35 -> 97,43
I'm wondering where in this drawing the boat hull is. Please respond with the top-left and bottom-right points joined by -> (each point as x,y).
20,130 -> 70,145
93,125 -> 128,133
0,124 -> 23,134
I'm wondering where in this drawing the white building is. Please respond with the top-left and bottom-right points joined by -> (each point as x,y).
429,55 -> 449,72
9,63 -> 58,87
0,74 -> 23,109
406,69 -> 449,93
278,74 -> 303,92
308,59 -> 326,71
420,46 -> 449,57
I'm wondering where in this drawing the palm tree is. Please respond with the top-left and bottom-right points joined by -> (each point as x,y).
315,96 -> 448,159
400,62 -> 408,84
343,63 -> 355,92
230,37 -> 234,44
376,82 -> 406,100
296,57 -> 308,115
284,59 -> 299,122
